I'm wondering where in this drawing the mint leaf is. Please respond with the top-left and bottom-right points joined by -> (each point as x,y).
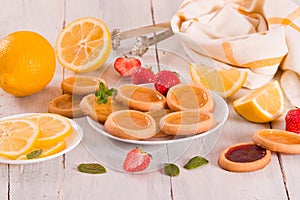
183,156 -> 209,170
26,149 -> 42,159
164,163 -> 180,177
77,163 -> 106,174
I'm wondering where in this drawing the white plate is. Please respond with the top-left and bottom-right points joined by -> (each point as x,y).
87,92 -> 228,145
81,48 -> 228,173
0,113 -> 83,164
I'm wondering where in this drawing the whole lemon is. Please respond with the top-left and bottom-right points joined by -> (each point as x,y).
0,31 -> 56,97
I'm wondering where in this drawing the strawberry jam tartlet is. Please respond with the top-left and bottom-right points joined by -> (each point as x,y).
218,142 -> 271,172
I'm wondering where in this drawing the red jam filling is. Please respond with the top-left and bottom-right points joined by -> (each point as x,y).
225,144 -> 267,163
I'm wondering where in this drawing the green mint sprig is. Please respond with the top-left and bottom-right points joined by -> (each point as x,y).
94,82 -> 117,105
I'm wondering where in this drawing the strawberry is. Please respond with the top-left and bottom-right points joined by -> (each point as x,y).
123,147 -> 151,172
285,108 -> 300,134
154,70 -> 180,95
113,56 -> 141,77
131,67 -> 155,84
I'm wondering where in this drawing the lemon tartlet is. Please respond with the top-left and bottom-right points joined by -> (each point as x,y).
104,110 -> 156,140
61,76 -> 106,95
159,111 -> 216,136
166,83 -> 214,112
48,94 -> 84,118
115,84 -> 167,111
252,129 -> 300,154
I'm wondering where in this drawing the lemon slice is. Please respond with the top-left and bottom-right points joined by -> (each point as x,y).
56,17 -> 112,73
190,63 -> 247,98
26,113 -> 72,146
17,141 -> 67,160
233,80 -> 285,123
40,141 -> 66,157
0,119 -> 40,159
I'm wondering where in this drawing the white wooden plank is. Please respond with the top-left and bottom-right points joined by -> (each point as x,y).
103,0 -> 154,31
170,94 -> 287,200
272,93 -> 300,200
151,0 -> 182,24
279,0 -> 300,187
0,0 -> 63,45
151,0 -> 185,59
164,84 -> 287,199
61,0 -> 160,80
0,1 -> 66,200
58,0 -> 172,199
0,0 -> 64,115
150,1 -> 289,197
58,118 -> 172,200
9,159 -> 65,200
65,0 -> 103,22
0,0 -> 297,199
0,164 -> 8,200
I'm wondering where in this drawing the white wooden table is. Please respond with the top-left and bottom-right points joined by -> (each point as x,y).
1,0 -> 300,199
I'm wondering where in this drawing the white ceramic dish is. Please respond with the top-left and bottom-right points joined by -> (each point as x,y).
80,48 -> 228,173
0,113 -> 83,164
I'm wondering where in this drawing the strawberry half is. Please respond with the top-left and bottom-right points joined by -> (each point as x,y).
154,70 -> 180,95
114,56 -> 141,77
131,67 -> 155,84
123,147 -> 151,172
285,108 -> 300,134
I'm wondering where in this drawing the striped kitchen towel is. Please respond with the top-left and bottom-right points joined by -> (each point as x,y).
171,0 -> 300,89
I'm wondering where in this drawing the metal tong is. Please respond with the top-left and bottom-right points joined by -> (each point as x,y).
111,22 -> 174,57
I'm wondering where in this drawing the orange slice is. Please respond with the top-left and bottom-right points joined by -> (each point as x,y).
0,119 -> 40,159
233,80 -> 285,123
56,17 -> 112,73
25,113 -> 72,146
190,63 -> 247,98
